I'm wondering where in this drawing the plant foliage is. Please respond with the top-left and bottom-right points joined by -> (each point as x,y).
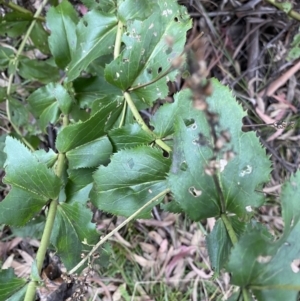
0,0 -> 299,300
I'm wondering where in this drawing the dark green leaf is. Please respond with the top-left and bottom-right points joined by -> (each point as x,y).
0,12 -> 31,37
90,146 -> 171,218
8,96 -> 28,127
51,202 -> 99,270
3,136 -> 61,200
118,0 -> 158,22
66,136 -> 112,169
0,46 -> 14,71
18,58 -> 60,84
108,123 -> 153,150
168,80 -> 271,220
46,0 -> 79,68
0,268 -> 27,301
151,89 -> 196,138
65,168 -> 94,204
11,216 -> 45,239
28,83 -> 73,132
73,74 -> 121,108
227,172 -> 300,300
0,188 -> 47,226
206,219 -> 232,274
160,200 -> 183,214
30,22 -> 50,54
67,10 -> 118,81
56,99 -> 123,152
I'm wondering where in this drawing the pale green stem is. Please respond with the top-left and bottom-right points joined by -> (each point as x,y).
221,213 -> 238,245
221,213 -> 250,299
123,92 -> 172,153
0,0 -> 45,21
114,21 -> 123,59
119,100 -> 127,128
6,0 -> 48,151
69,188 -> 171,274
24,115 -> 68,301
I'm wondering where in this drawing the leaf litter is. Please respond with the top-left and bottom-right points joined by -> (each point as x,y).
1,0 -> 300,300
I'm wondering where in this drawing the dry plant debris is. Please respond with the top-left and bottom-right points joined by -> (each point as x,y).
1,0 -> 300,300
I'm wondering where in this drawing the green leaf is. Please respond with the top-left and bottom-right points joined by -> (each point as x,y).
7,96 -> 28,127
151,89 -> 197,138
0,134 -> 7,168
3,136 -> 61,200
118,0 -> 158,22
108,123 -> 153,150
66,136 -> 112,169
105,2 -> 191,106
288,33 -> 300,61
33,149 -> 58,168
206,219 -> 232,274
168,80 -> 271,221
56,99 -> 123,152
0,268 -> 27,301
81,0 -> 116,12
30,22 -> 50,54
28,83 -> 73,132
65,168 -> 94,204
67,10 -> 118,82
90,146 -> 171,218
206,217 -> 246,274
0,46 -> 14,71
227,172 -> 300,300
50,202 -> 99,270
0,12 -> 31,37
18,58 -> 60,84
11,216 -> 45,239
46,0 -> 79,68
73,74 -> 121,108
0,188 -> 47,226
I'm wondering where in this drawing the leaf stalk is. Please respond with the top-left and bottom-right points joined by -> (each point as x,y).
123,92 -> 171,153
69,188 -> 171,274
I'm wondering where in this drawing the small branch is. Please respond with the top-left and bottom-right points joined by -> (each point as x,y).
123,92 -> 172,153
69,188 -> 170,274
265,0 -> 300,21
0,0 -> 45,22
128,65 -> 174,92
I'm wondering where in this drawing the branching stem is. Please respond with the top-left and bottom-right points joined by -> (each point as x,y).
24,114 -> 68,301
123,92 -> 171,153
69,188 -> 170,274
265,0 -> 300,21
0,0 -> 45,21
6,0 -> 48,151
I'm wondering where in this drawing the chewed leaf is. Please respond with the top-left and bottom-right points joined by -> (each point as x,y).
227,172 -> 300,300
90,146 -> 171,218
105,2 -> 191,106
168,80 -> 271,220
